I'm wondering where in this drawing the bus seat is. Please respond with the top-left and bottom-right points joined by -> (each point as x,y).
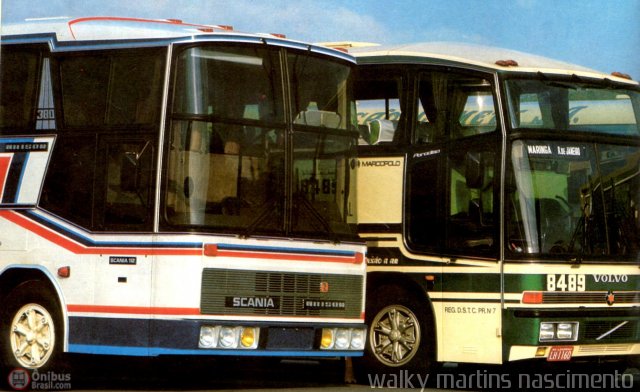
369,119 -> 396,144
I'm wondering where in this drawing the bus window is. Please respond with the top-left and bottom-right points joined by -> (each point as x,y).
60,52 -> 164,127
289,52 -> 351,131
41,136 -> 96,228
447,150 -> 496,252
42,48 -> 165,230
166,45 -> 285,232
506,79 -> 639,135
0,47 -> 39,130
353,69 -> 403,145
61,56 -> 109,126
289,53 -> 356,236
101,139 -> 155,228
417,72 -> 496,143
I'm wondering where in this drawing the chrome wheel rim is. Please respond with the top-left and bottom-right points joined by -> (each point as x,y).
10,303 -> 55,368
369,304 -> 421,367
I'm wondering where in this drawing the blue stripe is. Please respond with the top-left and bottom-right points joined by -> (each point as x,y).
24,210 -> 201,249
68,344 -> 362,357
22,210 -> 355,257
0,137 -> 35,145
13,148 -> 29,203
217,243 -> 356,257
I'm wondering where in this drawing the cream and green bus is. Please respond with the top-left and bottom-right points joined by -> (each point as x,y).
336,42 -> 639,373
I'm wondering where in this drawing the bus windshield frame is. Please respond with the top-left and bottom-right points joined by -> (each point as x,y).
163,43 -> 358,240
504,76 -> 640,262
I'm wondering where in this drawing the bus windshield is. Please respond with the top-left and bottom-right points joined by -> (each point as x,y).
507,140 -> 639,260
506,79 -> 640,136
165,44 -> 355,238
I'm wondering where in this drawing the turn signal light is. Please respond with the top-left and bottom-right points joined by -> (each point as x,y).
522,291 -> 543,304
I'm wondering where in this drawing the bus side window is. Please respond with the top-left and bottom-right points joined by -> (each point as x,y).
354,70 -> 403,145
0,47 -> 40,131
447,151 -> 496,252
40,136 -> 95,228
102,140 -> 154,228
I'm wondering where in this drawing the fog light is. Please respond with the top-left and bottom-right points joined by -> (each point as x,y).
556,323 -> 575,340
350,328 -> 366,350
320,328 -> 334,349
240,327 -> 259,349
219,326 -> 239,348
199,326 -> 218,348
334,329 -> 351,350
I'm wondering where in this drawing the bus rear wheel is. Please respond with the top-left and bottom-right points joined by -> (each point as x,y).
1,281 -> 62,371
356,285 -> 434,377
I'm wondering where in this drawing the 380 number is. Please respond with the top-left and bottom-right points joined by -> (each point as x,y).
546,274 -> 586,292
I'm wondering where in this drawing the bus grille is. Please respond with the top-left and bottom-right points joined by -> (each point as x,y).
542,291 -> 640,304
200,269 -> 363,318
583,320 -> 637,341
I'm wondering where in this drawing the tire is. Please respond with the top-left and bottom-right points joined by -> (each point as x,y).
0,281 -> 63,372
355,285 -> 435,378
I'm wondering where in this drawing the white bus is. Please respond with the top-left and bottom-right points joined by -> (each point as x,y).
328,42 -> 639,373
0,17 -> 366,374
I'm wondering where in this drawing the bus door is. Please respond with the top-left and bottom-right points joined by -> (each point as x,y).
406,70 -> 503,363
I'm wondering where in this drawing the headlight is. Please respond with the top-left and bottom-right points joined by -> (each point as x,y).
320,327 -> 367,350
334,329 -> 351,350
350,328 -> 366,350
199,326 -> 218,348
539,322 -> 578,342
219,326 -> 239,348
199,325 -> 260,349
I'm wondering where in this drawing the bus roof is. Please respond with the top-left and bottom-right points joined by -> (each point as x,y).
1,16 -> 353,61
329,41 -> 636,85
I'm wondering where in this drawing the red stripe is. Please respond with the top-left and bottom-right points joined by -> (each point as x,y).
0,210 -> 201,256
0,156 -> 12,201
68,304 -> 365,320
68,16 -> 217,30
68,304 -> 200,315
0,210 -> 362,263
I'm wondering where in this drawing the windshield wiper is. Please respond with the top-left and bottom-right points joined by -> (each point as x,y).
241,197 -> 283,238
568,177 -> 596,263
291,192 -> 340,243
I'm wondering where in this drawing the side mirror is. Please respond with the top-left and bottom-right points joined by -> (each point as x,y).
120,141 -> 152,193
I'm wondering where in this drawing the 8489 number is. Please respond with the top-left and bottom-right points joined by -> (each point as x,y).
546,274 -> 586,292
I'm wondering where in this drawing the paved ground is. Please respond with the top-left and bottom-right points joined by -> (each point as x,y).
2,355 -> 638,391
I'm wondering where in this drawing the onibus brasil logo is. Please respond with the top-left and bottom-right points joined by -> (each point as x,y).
7,368 -> 72,390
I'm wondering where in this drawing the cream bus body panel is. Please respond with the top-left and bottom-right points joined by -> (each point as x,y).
356,156 -> 405,224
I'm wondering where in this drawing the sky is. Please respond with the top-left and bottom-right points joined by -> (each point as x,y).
1,0 -> 638,78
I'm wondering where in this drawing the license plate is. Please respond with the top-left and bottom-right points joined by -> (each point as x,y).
547,346 -> 573,361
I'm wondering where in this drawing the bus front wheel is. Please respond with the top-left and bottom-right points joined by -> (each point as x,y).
1,281 -> 62,371
357,285 -> 435,376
